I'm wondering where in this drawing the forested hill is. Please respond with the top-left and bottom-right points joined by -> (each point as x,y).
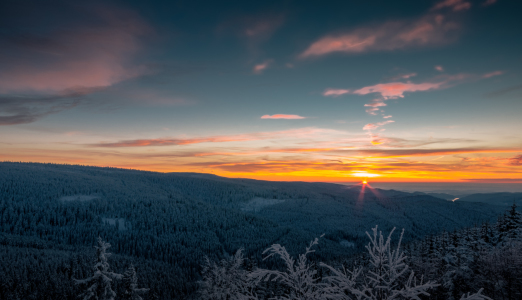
0,162 -> 506,299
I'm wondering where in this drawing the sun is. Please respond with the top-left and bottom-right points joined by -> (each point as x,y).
363,180 -> 368,184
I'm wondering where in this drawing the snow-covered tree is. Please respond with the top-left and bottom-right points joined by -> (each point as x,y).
74,237 -> 122,300
122,264 -> 149,300
459,288 -> 492,300
217,226 -> 492,300
321,226 -> 438,300
250,237 -> 326,300
199,249 -> 258,300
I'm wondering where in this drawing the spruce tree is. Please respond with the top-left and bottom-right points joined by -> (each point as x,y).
505,203 -> 521,233
122,264 -> 149,300
74,237 -> 122,300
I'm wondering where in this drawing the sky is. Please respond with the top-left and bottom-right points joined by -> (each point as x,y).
1,0 -> 521,183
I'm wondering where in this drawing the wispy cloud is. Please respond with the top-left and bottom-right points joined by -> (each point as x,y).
431,0 -> 472,12
300,13 -> 459,58
253,59 -> 273,74
363,120 -> 395,131
435,65 -> 444,72
464,178 -> 522,183
92,127 -> 336,147
0,87 -> 100,125
323,89 -> 351,97
217,12 -> 284,54
482,70 -> 504,78
322,71 -> 490,141
243,15 -> 285,38
354,82 -> 443,99
364,100 -> 387,115
0,5 -> 152,125
485,84 -> 522,98
0,6 -> 151,93
508,154 -> 522,166
260,114 -> 306,119
352,148 -> 520,158
482,0 -> 497,7
400,73 -> 417,79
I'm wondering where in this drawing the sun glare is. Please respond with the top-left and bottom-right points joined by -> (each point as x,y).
363,180 -> 368,184
352,171 -> 380,178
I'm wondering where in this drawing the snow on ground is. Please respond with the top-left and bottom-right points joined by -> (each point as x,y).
102,218 -> 130,231
340,240 -> 355,247
240,197 -> 287,212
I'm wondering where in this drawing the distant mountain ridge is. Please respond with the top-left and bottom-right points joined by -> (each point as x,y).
456,192 -> 522,206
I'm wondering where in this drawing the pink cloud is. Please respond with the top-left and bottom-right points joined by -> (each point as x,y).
483,71 -> 504,78
364,101 -> 387,107
0,7 -> 151,93
253,60 -> 273,74
365,107 -> 379,115
93,127 -> 335,147
389,73 -> 417,81
353,82 -> 443,99
435,65 -> 444,72
383,115 -> 393,119
363,120 -> 394,131
323,89 -> 350,97
364,100 -> 387,115
401,73 -> 417,79
261,114 -> 306,119
432,0 -> 472,12
300,14 -> 459,58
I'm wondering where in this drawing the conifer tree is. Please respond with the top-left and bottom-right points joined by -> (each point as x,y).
122,264 -> 149,300
74,237 -> 122,300
504,203 -> 521,238
199,249 -> 258,300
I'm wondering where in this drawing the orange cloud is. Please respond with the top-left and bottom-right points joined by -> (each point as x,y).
363,120 -> 395,131
300,14 -> 459,58
4,141 -> 522,182
260,114 -> 306,119
355,148 -> 520,158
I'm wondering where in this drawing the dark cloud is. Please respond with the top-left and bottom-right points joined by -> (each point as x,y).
484,84 -> 522,98
0,3 -> 152,93
508,154 -> 522,166
0,87 -> 100,125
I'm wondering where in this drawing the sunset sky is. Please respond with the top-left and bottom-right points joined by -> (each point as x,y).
1,0 -> 521,182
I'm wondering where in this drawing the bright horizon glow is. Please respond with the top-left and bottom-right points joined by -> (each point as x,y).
0,0 -> 521,184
